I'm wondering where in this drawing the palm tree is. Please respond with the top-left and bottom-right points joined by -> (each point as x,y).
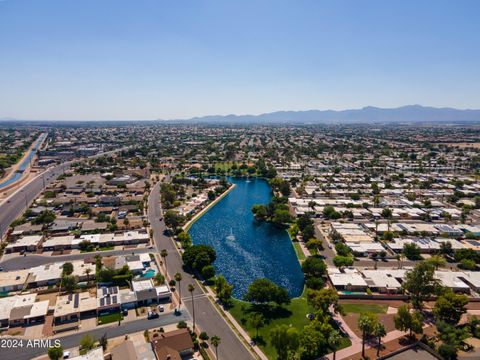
160,249 -> 168,274
210,335 -> 221,360
174,272 -> 183,305
328,330 -> 342,360
188,283 -> 196,330
373,322 -> 386,357
84,268 -> 91,282
358,314 -> 374,359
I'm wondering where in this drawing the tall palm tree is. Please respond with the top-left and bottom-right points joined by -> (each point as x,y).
373,322 -> 386,357
160,249 -> 168,274
328,330 -> 342,360
188,283 -> 196,330
174,272 -> 183,305
210,335 -> 221,360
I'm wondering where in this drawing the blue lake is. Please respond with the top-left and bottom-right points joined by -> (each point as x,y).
188,177 -> 304,299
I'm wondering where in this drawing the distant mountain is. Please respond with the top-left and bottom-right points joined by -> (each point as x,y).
167,105 -> 480,124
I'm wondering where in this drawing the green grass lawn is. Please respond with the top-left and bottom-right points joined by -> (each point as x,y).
97,312 -> 124,325
341,303 -> 388,314
292,241 -> 306,261
229,294 -> 351,359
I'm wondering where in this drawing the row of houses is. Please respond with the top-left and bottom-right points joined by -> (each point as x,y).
328,267 -> 480,295
0,278 -> 171,330
5,230 -> 149,253
53,279 -> 171,332
0,254 -> 152,293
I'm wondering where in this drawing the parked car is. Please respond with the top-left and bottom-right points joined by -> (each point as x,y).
122,309 -> 128,316
158,305 -> 164,312
63,351 -> 71,359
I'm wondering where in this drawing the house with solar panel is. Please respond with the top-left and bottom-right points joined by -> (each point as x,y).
97,286 -> 121,315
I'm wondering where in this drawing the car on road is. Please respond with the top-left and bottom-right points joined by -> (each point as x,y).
147,311 -> 159,319
0,266 -> 3,272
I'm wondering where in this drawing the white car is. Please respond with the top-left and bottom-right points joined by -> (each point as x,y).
63,351 -> 71,359
158,305 -> 165,312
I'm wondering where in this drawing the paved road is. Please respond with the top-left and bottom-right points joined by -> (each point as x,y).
0,163 -> 70,239
0,146 -> 130,240
148,181 -> 255,360
0,248 -> 152,270
0,311 -> 189,360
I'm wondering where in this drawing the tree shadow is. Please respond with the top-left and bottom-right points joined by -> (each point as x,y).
246,304 -> 293,322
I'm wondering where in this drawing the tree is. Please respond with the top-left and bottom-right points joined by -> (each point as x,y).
99,333 -> 108,350
174,272 -> 183,305
402,262 -> 442,310
373,322 -> 386,357
403,243 -> 422,260
358,313 -> 378,359
154,272 -> 165,285
433,290 -> 468,325
160,249 -> 168,274
177,231 -> 192,248
270,324 -> 299,360
328,329 -> 342,360
437,320 -> 470,360
199,331 -> 209,341
80,334 -> 95,351
335,242 -> 351,257
62,262 -> 74,276
302,224 -> 316,242
252,204 -> 268,220
440,241 -> 454,257
214,275 -> 234,305
62,275 -> 77,293
305,238 -> 323,252
394,305 -> 423,338
48,346 -> 64,360
425,255 -> 446,270
201,265 -> 216,280
272,209 -> 292,225
333,255 -> 354,267
182,244 -> 216,271
84,268 -> 92,282
301,256 -> 327,278
306,288 -> 340,314
300,321 -> 329,359
210,335 -> 221,360
244,278 -> 290,306
188,284 -> 196,330
248,312 -> 265,339
164,210 -> 185,230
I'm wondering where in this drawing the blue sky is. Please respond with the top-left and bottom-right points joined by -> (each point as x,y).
0,0 -> 479,120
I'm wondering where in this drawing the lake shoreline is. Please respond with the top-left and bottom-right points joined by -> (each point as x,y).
183,183 -> 236,231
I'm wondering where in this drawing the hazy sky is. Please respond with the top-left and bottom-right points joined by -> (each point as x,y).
1,0 -> 479,120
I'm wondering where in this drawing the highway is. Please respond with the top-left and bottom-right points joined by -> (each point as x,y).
0,311 -> 189,359
148,181 -> 256,360
0,163 -> 70,240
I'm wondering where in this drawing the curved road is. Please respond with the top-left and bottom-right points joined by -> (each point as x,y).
148,181 -> 256,360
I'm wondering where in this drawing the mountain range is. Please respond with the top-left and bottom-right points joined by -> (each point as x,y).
169,105 -> 480,124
